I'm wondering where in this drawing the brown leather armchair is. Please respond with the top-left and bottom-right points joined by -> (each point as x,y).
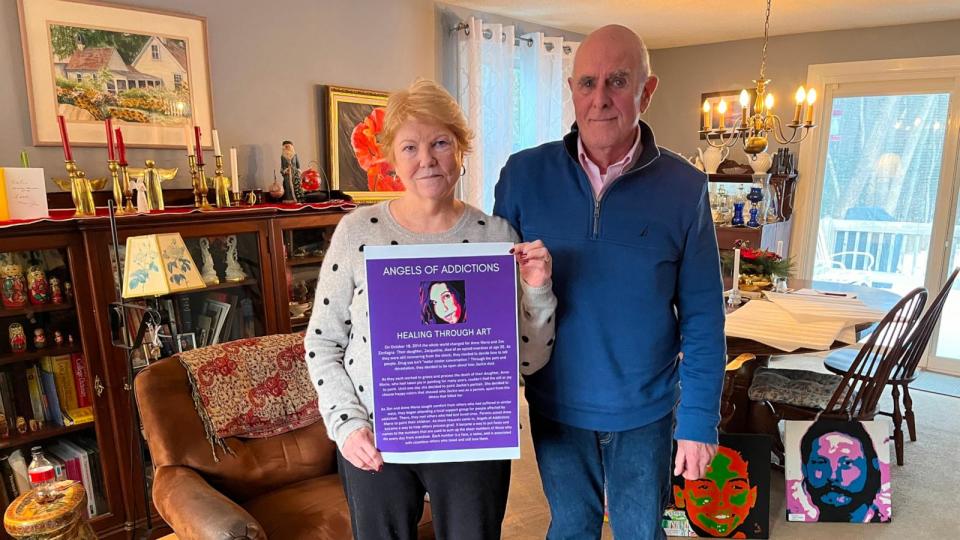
136,353 -> 433,539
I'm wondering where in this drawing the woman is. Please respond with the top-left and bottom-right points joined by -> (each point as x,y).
304,79 -> 557,540
420,280 -> 466,324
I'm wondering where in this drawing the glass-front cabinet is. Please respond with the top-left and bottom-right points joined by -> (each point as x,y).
270,213 -> 343,333
0,228 -> 125,539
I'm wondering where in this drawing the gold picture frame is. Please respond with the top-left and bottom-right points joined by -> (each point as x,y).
318,85 -> 401,203
18,0 -> 215,149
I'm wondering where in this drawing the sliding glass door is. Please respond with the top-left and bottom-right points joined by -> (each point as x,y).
806,77 -> 960,374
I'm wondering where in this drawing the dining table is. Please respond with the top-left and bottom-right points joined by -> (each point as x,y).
719,279 -> 902,433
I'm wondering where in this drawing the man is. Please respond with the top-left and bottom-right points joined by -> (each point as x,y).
494,24 -> 725,539
793,419 -> 888,522
673,447 -> 758,538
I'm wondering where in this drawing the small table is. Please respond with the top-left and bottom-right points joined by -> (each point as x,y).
720,280 -> 901,433
3,481 -> 95,540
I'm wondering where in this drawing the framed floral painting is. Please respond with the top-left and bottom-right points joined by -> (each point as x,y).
317,85 -> 400,203
17,0 -> 214,149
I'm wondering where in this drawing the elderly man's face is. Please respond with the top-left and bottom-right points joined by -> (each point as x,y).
803,432 -> 870,512
569,32 -> 657,160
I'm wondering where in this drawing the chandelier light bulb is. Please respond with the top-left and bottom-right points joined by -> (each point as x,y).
764,93 -> 775,111
718,99 -> 728,114
806,88 -> 817,105
795,86 -> 806,103
739,89 -> 750,108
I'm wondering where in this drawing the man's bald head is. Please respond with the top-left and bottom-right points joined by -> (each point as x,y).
569,24 -> 657,168
576,25 -> 651,81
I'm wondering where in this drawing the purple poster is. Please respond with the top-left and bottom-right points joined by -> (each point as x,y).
365,242 -> 520,463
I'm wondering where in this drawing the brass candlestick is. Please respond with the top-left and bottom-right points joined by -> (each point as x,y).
65,160 -> 96,217
212,155 -> 232,208
118,163 -> 135,213
195,162 -> 213,211
107,160 -> 129,215
232,190 -> 244,206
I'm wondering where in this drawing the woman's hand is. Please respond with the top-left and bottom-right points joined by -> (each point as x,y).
342,428 -> 383,472
514,240 -> 552,288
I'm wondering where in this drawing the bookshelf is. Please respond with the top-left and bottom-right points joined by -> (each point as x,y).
709,172 -> 797,253
0,205 -> 349,538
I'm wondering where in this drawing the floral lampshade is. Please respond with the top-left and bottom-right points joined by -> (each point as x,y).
121,233 -> 205,299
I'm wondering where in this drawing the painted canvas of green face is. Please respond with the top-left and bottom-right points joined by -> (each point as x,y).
673,435 -> 770,538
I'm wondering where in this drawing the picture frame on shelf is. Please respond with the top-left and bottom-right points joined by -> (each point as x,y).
200,298 -> 230,345
176,332 -> 196,353
700,89 -> 757,140
316,85 -> 400,203
17,0 -> 214,149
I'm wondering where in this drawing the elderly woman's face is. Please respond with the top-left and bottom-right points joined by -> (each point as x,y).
392,119 -> 460,202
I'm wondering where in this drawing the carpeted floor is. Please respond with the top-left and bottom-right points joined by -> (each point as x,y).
502,355 -> 960,539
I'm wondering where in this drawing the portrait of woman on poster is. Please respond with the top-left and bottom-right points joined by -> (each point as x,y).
420,280 -> 466,324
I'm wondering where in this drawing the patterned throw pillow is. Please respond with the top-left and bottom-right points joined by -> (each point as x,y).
748,368 -> 843,410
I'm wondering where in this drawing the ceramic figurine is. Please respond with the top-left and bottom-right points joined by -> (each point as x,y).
68,334 -> 75,345
50,277 -> 64,304
280,141 -> 304,202
54,330 -> 64,346
33,328 -> 46,349
64,281 -> 74,302
1,264 -> 28,308
224,235 -> 247,282
8,323 -> 26,353
26,265 -> 49,305
198,237 -> 219,285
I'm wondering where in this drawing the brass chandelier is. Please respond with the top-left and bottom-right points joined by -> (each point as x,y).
699,0 -> 817,155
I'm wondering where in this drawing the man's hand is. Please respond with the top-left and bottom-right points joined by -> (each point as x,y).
342,428 -> 383,472
514,240 -> 552,288
674,439 -> 718,480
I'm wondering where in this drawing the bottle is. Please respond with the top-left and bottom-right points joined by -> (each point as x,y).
28,446 -> 57,502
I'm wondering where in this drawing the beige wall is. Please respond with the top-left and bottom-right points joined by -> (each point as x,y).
0,0 -> 436,191
645,19 -> 960,159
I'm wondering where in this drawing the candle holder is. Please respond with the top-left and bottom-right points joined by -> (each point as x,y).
212,155 -> 232,208
107,160 -> 130,215
232,191 -> 245,206
118,163 -> 135,214
65,160 -> 96,217
188,155 -> 213,210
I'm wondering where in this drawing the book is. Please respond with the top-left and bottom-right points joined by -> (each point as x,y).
11,365 -> 34,430
38,363 -> 65,427
26,365 -> 47,428
7,449 -> 30,495
0,373 -> 8,438
75,436 -> 107,514
0,455 -> 20,499
57,440 -> 97,517
176,296 -> 193,333
48,453 -> 67,481
71,354 -> 91,408
0,372 -> 15,434
51,356 -> 79,411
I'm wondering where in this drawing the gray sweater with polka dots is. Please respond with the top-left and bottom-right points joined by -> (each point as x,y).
304,202 -> 557,451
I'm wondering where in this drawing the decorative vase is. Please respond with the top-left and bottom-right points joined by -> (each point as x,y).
1,264 -> 28,308
747,185 -> 764,228
749,150 -> 773,173
26,265 -> 49,305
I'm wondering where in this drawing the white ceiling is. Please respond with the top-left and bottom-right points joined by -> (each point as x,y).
443,0 -> 960,48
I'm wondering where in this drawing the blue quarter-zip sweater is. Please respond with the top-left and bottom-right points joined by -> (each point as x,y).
494,121 -> 726,444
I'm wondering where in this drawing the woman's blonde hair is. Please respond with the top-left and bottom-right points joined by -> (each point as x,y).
380,79 -> 473,166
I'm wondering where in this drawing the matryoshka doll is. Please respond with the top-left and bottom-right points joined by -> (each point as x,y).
26,265 -> 49,305
8,323 -> 27,353
50,277 -> 64,304
1,264 -> 27,308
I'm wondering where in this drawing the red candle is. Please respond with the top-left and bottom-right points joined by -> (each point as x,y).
57,115 -> 73,162
105,117 -> 116,161
194,126 -> 204,166
115,127 -> 127,166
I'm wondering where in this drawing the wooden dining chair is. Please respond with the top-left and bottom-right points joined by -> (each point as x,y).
824,267 -> 958,465
745,286 -> 928,459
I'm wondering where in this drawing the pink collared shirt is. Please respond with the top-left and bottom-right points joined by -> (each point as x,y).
577,129 -> 642,199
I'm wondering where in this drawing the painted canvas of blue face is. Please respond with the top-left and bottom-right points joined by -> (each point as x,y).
786,419 -> 891,523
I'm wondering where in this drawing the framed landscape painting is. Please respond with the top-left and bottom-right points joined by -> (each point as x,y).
18,0 -> 214,149
317,85 -> 401,203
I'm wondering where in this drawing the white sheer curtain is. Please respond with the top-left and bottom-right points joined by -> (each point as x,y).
456,17 -> 579,212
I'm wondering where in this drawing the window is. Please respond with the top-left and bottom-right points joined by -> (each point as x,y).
174,73 -> 183,90
75,73 -> 82,83
151,44 -> 160,60
117,80 -> 127,91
